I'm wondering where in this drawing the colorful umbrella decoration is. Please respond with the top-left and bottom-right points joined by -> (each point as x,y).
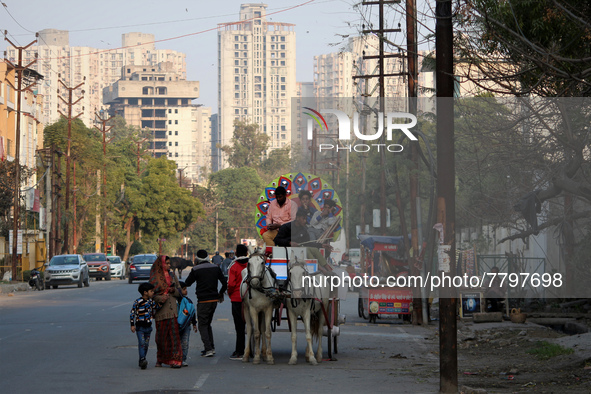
255,172 -> 343,241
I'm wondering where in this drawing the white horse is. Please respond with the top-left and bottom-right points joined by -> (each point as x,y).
286,254 -> 331,365
241,252 -> 276,365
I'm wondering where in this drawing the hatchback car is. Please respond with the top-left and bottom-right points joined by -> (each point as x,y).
128,254 -> 157,283
107,255 -> 126,279
44,254 -> 90,289
83,253 -> 111,280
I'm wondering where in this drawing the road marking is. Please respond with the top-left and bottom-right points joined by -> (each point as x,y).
110,303 -> 128,309
217,318 -> 229,321
194,373 -> 209,389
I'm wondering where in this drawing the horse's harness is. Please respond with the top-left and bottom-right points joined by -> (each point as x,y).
243,252 -> 281,301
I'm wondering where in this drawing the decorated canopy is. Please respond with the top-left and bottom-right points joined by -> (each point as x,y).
254,172 -> 343,241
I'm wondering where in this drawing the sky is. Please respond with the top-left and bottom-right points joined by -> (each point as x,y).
1,0 -> 436,109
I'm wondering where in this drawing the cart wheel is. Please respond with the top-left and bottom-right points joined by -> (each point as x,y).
271,308 -> 278,332
334,333 -> 338,354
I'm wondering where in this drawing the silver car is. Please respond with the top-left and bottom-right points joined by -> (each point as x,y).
44,254 -> 90,289
107,256 -> 126,280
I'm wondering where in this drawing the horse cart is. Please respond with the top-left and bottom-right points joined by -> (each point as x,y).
267,246 -> 346,360
240,246 -> 347,365
357,235 -> 413,324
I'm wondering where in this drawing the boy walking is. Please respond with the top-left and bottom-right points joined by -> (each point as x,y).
178,281 -> 198,366
130,283 -> 157,369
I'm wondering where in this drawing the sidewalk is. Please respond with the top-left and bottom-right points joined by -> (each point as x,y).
0,282 -> 30,294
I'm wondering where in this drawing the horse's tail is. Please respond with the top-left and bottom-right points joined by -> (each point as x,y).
311,311 -> 321,343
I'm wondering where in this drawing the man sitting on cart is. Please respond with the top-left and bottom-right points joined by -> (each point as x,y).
308,199 -> 338,241
274,208 -> 332,273
262,186 -> 298,246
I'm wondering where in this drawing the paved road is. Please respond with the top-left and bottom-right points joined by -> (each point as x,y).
0,273 -> 440,393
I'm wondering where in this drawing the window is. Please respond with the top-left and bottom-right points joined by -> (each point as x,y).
142,87 -> 154,95
235,76 -> 239,82
235,60 -> 239,66
169,131 -> 172,135
235,68 -> 239,74
235,52 -> 239,57
169,142 -> 172,146
175,120 -> 178,124
169,120 -> 172,124
235,44 -> 239,49
175,131 -> 178,136
235,109 -> 240,114
175,142 -> 178,146
175,109 -> 178,114
141,109 -> 153,117
168,109 -> 172,113
175,152 -> 178,157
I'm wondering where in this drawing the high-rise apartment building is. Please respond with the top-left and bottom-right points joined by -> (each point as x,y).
217,3 -> 296,169
102,63 -> 208,184
5,30 -> 186,128
0,60 -> 45,187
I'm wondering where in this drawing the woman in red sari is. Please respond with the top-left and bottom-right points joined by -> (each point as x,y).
149,255 -> 183,368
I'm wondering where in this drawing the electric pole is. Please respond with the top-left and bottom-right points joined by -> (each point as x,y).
436,0 -> 457,391
4,32 -> 39,278
93,111 -> 114,254
405,0 -> 423,325
57,76 -> 85,253
358,1 -> 403,234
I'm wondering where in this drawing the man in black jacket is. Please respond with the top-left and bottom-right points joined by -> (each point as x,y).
184,249 -> 227,357
274,208 -> 331,268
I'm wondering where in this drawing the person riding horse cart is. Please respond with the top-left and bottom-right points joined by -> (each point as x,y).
357,235 -> 413,324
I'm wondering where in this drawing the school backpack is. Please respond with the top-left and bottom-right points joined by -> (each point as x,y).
177,296 -> 196,331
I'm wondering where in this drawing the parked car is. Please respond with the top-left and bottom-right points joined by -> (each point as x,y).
44,254 -> 90,289
107,256 -> 126,280
83,253 -> 111,280
128,254 -> 157,284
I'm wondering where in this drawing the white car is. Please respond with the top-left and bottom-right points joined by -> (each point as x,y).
107,256 -> 126,280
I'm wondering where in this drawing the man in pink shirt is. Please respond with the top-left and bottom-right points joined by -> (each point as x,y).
263,186 -> 297,246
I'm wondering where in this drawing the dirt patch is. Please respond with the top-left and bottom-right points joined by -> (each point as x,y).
457,325 -> 591,392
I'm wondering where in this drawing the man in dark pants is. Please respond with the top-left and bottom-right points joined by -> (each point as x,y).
184,249 -> 227,357
227,244 -> 249,360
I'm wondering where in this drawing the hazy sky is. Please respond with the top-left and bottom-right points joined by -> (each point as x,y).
1,0 -> 435,109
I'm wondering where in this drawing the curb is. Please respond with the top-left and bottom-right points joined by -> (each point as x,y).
0,283 -> 31,294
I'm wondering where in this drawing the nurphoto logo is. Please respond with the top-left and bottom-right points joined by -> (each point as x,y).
303,107 -> 418,153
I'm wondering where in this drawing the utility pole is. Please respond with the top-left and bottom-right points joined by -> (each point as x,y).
4,32 -> 39,278
53,147 -> 63,257
57,76 -> 85,253
73,160 -> 77,253
358,1 -> 402,234
178,166 -> 188,188
94,111 -> 114,254
405,0 -> 423,325
436,0 -> 457,391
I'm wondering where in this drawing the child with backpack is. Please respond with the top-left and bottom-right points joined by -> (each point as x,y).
130,283 -> 157,369
178,281 -> 197,366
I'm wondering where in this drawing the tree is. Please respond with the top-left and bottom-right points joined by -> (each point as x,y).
136,157 -> 204,240
208,167 -> 264,248
220,120 -> 269,168
454,1 -> 591,292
